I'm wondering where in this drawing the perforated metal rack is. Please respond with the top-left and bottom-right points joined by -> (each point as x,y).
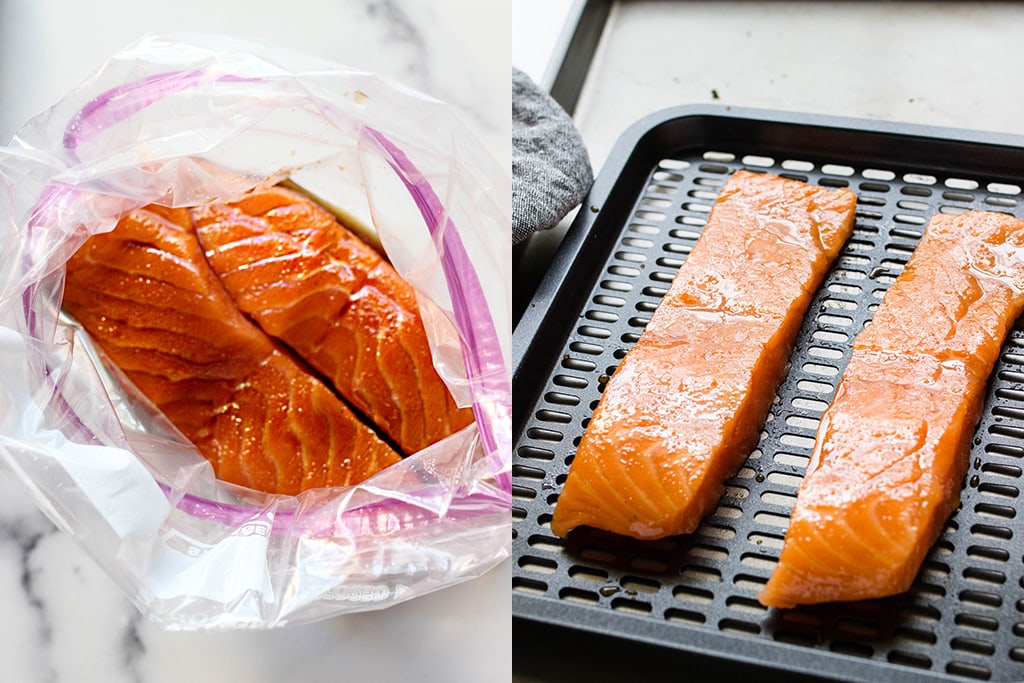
512,106 -> 1024,682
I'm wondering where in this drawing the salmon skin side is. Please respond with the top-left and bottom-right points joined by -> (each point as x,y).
62,205 -> 401,495
550,170 -> 857,540
760,210 -> 1024,609
189,187 -> 474,455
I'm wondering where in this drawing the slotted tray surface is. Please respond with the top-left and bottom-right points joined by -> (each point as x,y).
512,106 -> 1024,682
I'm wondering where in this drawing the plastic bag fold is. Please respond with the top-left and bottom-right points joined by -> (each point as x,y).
0,33 -> 511,629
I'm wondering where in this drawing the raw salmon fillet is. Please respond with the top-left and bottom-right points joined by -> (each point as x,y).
550,170 -> 857,540
62,205 -> 401,495
760,210 -> 1024,608
189,187 -> 473,454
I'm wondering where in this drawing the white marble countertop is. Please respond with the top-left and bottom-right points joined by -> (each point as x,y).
0,2 -> 510,682
574,1 -> 1024,175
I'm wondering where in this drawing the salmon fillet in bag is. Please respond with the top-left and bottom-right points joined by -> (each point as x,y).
0,34 -> 510,628
190,186 -> 475,456
61,204 -> 404,495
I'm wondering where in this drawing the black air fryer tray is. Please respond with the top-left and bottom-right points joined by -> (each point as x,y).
512,106 -> 1024,682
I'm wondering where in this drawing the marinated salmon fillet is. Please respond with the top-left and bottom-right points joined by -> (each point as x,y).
62,205 -> 400,495
189,187 -> 473,454
760,210 -> 1024,608
550,170 -> 857,540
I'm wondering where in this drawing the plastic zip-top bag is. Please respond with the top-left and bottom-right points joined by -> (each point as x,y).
0,33 -> 511,629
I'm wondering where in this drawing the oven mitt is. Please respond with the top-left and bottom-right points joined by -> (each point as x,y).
512,67 -> 593,245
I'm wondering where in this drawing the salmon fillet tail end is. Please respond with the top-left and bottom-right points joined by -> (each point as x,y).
760,210 -> 1024,608
550,170 -> 857,541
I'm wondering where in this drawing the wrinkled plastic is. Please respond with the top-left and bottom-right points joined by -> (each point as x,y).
0,33 -> 511,629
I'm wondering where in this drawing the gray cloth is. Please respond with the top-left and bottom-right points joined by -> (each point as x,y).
512,68 -> 593,245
